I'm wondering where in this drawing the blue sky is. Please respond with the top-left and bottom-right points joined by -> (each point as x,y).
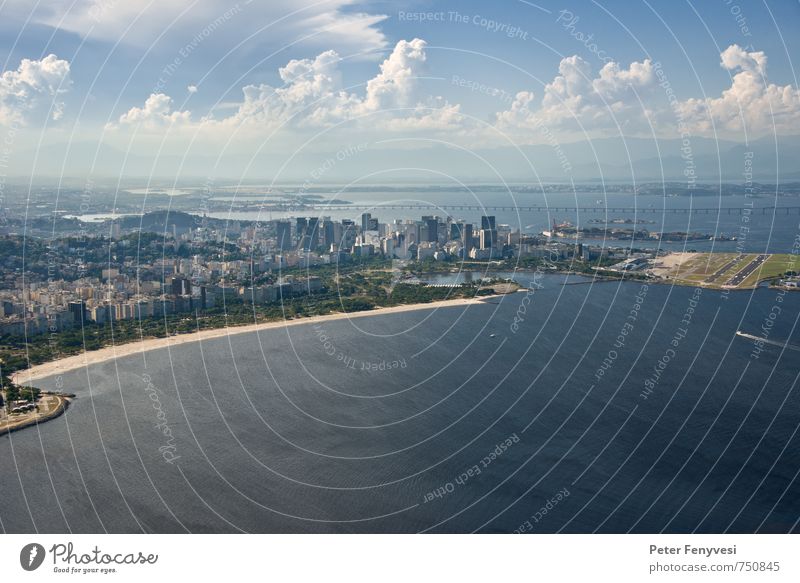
1,1 -> 799,178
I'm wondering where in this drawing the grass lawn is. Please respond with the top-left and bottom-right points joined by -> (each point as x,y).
739,254 -> 798,287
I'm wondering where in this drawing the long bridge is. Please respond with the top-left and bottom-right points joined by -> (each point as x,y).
287,204 -> 800,215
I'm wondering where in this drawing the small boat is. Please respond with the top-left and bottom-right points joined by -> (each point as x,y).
489,333 -> 496,338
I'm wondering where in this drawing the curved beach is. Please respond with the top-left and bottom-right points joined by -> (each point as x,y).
11,297 -> 488,384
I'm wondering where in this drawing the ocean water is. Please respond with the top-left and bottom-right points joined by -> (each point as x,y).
1,275 -> 799,533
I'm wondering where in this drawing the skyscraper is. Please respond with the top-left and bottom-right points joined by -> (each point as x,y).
462,223 -> 474,254
68,300 -> 86,324
480,216 -> 497,250
171,277 -> 191,296
305,217 -> 319,251
423,216 -> 438,243
341,219 -> 356,250
323,219 -> 336,250
480,228 -> 494,250
296,217 -> 308,249
276,220 -> 291,251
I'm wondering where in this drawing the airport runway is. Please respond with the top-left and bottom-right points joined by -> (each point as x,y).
725,254 -> 769,287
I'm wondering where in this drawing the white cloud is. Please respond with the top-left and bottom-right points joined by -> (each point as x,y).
494,55 -> 655,135
493,90 -> 536,128
361,38 -> 427,111
110,38 -> 461,134
0,54 -> 71,125
8,0 -> 387,54
720,44 -> 767,76
223,38 -> 434,128
383,99 -> 464,132
107,42 -> 800,145
113,93 -> 192,128
493,45 -> 800,139
680,44 -> 800,135
187,85 -> 198,94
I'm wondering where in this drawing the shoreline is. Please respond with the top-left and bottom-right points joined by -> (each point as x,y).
11,297 -> 492,385
0,394 -> 71,437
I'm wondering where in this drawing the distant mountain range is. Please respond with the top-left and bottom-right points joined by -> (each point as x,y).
9,134 -> 800,183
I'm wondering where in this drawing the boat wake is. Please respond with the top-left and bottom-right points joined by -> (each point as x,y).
735,330 -> 800,351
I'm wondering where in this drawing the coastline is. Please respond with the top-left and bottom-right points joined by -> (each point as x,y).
11,297 -> 491,385
0,394 -> 71,437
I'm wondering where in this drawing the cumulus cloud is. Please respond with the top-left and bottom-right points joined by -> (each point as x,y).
679,44 -> 800,134
720,44 -> 767,76
383,99 -> 464,132
108,42 -> 800,143
362,38 -> 427,111
493,44 -> 800,139
213,50 -> 351,128
111,38 -> 462,133
113,93 -> 192,129
0,54 -> 71,125
494,55 -> 655,134
222,38 -> 435,128
493,90 -> 536,128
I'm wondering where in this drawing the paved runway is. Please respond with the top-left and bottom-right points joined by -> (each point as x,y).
725,254 -> 769,287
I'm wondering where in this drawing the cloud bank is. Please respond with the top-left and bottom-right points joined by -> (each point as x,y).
106,41 -> 799,143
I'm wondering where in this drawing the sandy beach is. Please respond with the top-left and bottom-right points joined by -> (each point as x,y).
11,297 -> 489,384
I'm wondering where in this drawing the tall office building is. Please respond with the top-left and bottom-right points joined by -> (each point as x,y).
361,213 -> 371,233
423,216 -> 438,243
480,216 -> 497,250
305,217 -> 319,251
323,220 -> 335,249
171,277 -> 191,296
480,229 -> 496,250
462,223 -> 474,254
276,220 -> 291,251
68,300 -> 86,324
296,217 -> 308,249
341,219 -> 356,250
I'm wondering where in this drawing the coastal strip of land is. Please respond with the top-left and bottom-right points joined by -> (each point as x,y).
0,393 -> 71,436
11,297 -> 493,384
649,252 -> 796,289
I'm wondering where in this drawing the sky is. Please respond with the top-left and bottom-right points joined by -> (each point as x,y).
1,0 -> 799,181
